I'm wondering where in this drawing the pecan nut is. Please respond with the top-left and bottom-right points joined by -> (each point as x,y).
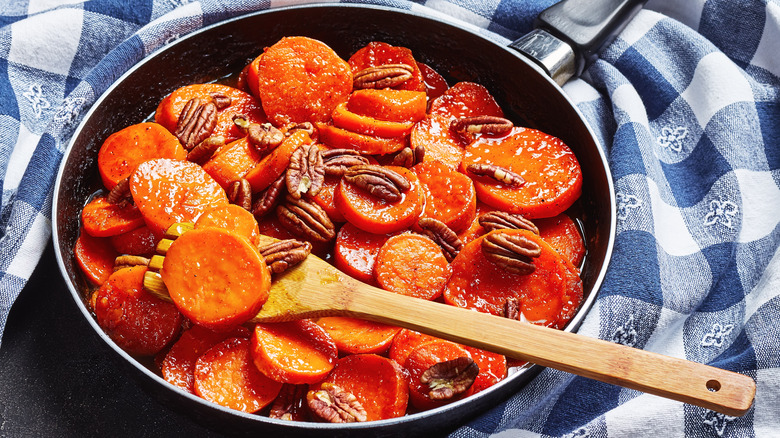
106,177 -> 131,204
252,174 -> 286,220
277,194 -> 336,242
258,239 -> 312,274
186,135 -> 224,165
233,115 -> 284,152
283,122 -> 316,138
175,97 -> 218,150
417,217 -> 463,262
353,63 -> 413,89
388,145 -> 425,168
286,143 -> 325,199
343,164 -> 410,202
227,178 -> 252,210
466,163 -> 525,187
450,116 -> 513,135
209,92 -> 232,110
478,211 -> 538,234
503,297 -> 521,320
321,149 -> 370,176
481,231 -> 542,275
113,255 -> 150,271
269,384 -> 308,421
308,383 -> 367,423
420,357 -> 479,401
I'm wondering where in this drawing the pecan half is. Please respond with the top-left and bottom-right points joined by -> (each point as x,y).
503,297 -> 521,320
227,178 -> 252,210
286,143 -> 324,199
481,231 -> 542,275
353,63 -> 413,89
479,211 -> 539,234
187,135 -> 225,165
258,239 -> 312,274
420,357 -> 479,401
209,92 -> 232,110
233,115 -> 284,152
277,194 -> 336,242
417,217 -> 463,262
113,255 -> 150,271
388,145 -> 425,168
251,174 -> 286,220
269,384 -> 308,421
466,163 -> 525,187
175,97 -> 218,150
308,383 -> 367,423
450,116 -> 513,135
106,177 -> 131,204
283,122 -> 316,138
321,149 -> 370,176
343,164 -> 410,202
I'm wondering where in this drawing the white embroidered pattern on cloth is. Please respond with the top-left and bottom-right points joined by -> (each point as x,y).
702,410 -> 737,437
657,125 -> 688,152
611,314 -> 637,347
53,97 -> 86,124
562,427 -> 590,438
700,323 -> 734,348
22,84 -> 51,119
615,192 -> 642,221
703,198 -> 739,229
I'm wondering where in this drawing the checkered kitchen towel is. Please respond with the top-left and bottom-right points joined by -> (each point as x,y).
1,0 -> 778,436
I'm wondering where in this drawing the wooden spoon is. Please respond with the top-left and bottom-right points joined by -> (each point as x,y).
145,226 -> 755,417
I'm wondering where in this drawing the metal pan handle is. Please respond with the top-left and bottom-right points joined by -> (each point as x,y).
510,0 -> 648,85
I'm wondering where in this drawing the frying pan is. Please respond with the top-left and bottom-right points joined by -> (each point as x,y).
52,1 -> 629,435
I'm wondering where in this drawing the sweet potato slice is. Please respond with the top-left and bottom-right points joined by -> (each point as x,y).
403,340 -> 474,411
244,130 -> 310,193
193,337 -> 283,413
109,225 -> 158,257
155,83 -> 266,144
460,127 -> 583,219
255,36 -> 352,125
161,325 -> 250,393
346,89 -> 426,123
195,203 -> 261,247
334,165 -> 422,234
129,158 -> 228,235
411,160 -> 476,233
409,113 -> 468,170
331,102 -> 415,138
94,266 -> 182,356
428,81 -> 504,119
314,317 -> 401,355
311,174 -> 345,223
251,319 -> 338,384
443,229 -> 583,329
317,123 -> 407,155
374,233 -> 451,300
537,213 -> 586,268
462,345 -> 507,394
74,230 -> 119,286
309,354 -> 408,421
97,122 -> 187,190
161,227 -> 271,330
81,196 -> 145,238
417,62 -> 448,100
388,329 -> 440,368
201,137 -> 264,189
333,222 -> 395,284
348,41 -> 426,92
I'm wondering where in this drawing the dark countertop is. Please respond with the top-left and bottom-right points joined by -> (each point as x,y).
0,243 -> 222,438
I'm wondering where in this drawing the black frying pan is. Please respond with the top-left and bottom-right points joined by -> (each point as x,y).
53,1 -> 628,436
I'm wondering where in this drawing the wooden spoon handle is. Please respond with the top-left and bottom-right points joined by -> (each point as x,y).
342,285 -> 755,416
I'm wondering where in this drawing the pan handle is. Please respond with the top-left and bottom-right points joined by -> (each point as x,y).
510,0 -> 648,85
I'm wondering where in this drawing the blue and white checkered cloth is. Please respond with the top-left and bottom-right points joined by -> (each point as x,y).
1,0 -> 778,436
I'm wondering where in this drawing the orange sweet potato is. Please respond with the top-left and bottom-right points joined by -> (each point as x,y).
81,196 -> 145,238
428,81 -> 504,119
97,122 -> 186,190
460,127 -> 583,219
417,62 -> 448,100
244,130 -> 311,193
536,213 -> 586,268
109,225 -> 158,257
314,317 -> 401,355
311,174 -> 345,223
129,158 -> 228,236
348,41 -> 426,92
74,229 -> 119,286
195,203 -> 261,247
193,337 -> 283,413
331,102 -> 415,138
254,36 -> 352,125
333,222 -> 395,284
373,233 -> 451,300
94,265 -> 182,356
201,137 -> 264,189
412,160 -> 476,233
403,340 -> 474,411
317,122 -> 407,155
346,89 -> 427,123
251,319 -> 338,384
161,227 -> 271,330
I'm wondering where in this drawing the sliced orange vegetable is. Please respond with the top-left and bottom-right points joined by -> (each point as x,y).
333,222 -> 395,284
94,266 -> 182,356
388,329 -> 440,368
314,317 -> 401,355
129,158 -> 228,235
81,196 -> 145,237
317,122 -> 407,155
417,62 -> 448,100
195,203 -> 261,247
193,337 -> 283,413
411,160 -> 476,233
309,354 -> 408,421
74,229 -> 119,286
460,127 -> 583,219
537,213 -> 586,268
346,89 -> 427,123
255,36 -> 352,125
201,137 -> 264,189
443,229 -> 583,329
311,174 -> 345,223
456,202 -> 496,246
374,233 -> 451,300
109,225 -> 158,257
348,41 -> 426,92
409,113 -> 468,170
331,101 -> 414,138
161,227 -> 271,330
428,81 -> 504,119
334,165 -> 422,234
155,83 -> 266,144
404,340 -> 474,411
97,122 -> 186,190
251,319 -> 338,384
462,346 -> 507,394
244,130 -> 310,193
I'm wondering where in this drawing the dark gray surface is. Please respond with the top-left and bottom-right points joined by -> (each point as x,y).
0,243 -> 221,438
